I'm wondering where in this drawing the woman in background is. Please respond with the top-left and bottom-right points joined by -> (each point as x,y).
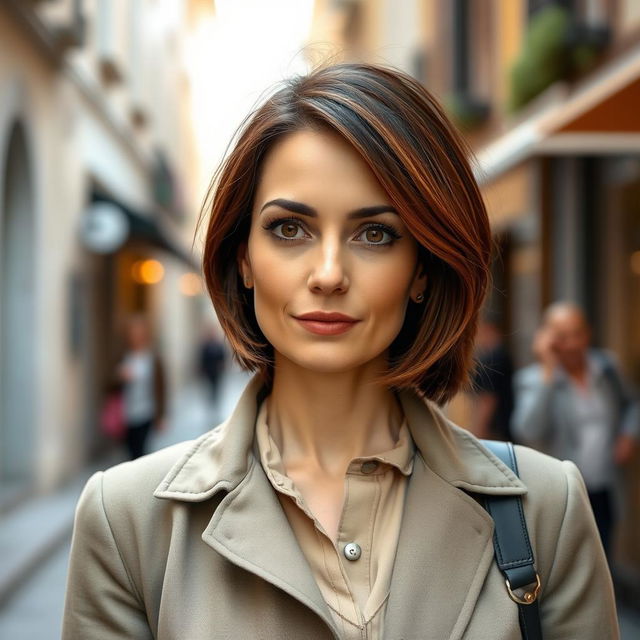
117,315 -> 165,459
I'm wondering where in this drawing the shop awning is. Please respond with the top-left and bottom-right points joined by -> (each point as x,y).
476,41 -> 640,184
90,190 -> 197,268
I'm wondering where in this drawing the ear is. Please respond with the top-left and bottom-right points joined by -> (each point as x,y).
237,242 -> 253,287
410,260 -> 427,298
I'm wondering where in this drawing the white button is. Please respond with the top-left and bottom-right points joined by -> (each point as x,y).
343,542 -> 361,561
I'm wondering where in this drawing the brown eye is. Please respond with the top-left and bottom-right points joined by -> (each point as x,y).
365,228 -> 384,243
263,217 -> 308,242
355,224 -> 400,247
281,223 -> 300,238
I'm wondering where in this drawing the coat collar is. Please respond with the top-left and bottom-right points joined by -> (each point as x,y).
154,372 -> 526,502
154,374 -> 268,501
397,383 -> 526,495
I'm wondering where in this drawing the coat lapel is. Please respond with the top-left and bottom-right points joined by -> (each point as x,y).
154,374 -> 338,638
383,388 -> 528,640
201,456 -> 338,637
384,455 -> 496,640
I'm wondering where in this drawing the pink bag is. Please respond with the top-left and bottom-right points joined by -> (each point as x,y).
100,392 -> 125,440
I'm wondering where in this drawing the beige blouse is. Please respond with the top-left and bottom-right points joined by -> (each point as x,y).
255,399 -> 415,640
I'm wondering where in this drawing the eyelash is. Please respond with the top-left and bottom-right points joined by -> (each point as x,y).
261,216 -> 402,247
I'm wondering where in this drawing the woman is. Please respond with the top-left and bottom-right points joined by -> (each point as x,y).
63,64 -> 618,639
117,315 -> 166,459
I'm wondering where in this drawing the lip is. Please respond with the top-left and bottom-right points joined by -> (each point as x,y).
293,311 -> 361,336
295,311 -> 359,322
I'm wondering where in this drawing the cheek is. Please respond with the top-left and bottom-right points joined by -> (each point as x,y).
254,254 -> 292,296
362,258 -> 415,324
247,240 -> 298,327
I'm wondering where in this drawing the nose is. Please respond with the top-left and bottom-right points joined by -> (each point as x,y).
307,237 -> 350,295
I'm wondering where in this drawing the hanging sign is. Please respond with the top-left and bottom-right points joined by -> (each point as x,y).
79,201 -> 130,254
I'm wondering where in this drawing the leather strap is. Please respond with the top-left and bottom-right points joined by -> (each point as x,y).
481,440 -> 543,640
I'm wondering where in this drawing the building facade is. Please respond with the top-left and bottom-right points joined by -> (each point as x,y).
0,0 -> 210,503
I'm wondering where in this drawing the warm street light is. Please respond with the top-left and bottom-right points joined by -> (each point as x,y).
132,259 -> 165,284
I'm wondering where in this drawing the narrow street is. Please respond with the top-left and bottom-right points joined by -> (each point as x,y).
0,541 -> 71,639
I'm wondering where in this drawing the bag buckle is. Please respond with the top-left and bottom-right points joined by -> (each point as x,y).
505,573 -> 541,605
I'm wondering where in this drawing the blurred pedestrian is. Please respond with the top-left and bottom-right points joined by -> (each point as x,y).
117,314 -> 166,459
468,314 -> 514,440
199,324 -> 226,407
512,302 -> 639,555
64,65 -> 618,639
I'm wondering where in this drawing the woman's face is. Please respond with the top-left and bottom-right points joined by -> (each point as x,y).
126,318 -> 150,350
239,128 -> 426,375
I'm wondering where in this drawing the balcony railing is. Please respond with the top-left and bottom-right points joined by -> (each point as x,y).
509,4 -> 610,112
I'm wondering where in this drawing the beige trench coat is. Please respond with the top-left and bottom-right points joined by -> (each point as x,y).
62,374 -> 619,639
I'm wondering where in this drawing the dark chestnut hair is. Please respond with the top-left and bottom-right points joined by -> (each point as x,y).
202,63 -> 491,404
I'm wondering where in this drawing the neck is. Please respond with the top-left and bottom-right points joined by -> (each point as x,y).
265,353 -> 403,476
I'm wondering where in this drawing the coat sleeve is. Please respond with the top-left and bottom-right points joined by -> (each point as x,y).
510,368 -> 555,446
62,471 -> 153,640
540,460 -> 619,639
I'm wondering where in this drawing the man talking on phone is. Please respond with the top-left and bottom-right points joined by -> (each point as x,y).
511,302 -> 639,556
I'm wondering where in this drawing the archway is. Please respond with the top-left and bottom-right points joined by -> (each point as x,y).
0,122 -> 36,495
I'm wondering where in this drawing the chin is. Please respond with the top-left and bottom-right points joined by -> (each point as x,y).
274,344 -> 389,376
285,356 -> 365,375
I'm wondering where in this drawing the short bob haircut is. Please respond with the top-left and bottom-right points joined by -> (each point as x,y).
202,63 -> 491,404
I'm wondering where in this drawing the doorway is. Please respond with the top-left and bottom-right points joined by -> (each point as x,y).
0,122 -> 36,501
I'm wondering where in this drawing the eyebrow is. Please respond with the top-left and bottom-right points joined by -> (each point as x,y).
259,198 -> 399,219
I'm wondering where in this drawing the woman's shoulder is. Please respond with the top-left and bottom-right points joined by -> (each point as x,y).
502,442 -> 586,515
511,442 -> 585,499
452,430 -> 592,558
508,442 -> 615,629
506,443 -> 598,577
512,442 -> 574,480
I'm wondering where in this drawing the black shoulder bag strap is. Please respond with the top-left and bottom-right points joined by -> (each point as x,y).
480,440 -> 543,640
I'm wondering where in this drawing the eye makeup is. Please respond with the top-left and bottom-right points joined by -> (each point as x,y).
260,215 -> 403,247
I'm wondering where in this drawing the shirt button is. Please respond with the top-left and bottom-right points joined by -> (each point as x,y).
343,542 -> 361,561
361,460 -> 379,474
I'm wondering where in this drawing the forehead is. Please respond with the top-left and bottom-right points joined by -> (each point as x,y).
254,128 -> 391,211
549,311 -> 587,333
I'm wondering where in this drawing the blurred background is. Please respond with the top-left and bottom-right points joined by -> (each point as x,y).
0,0 -> 639,636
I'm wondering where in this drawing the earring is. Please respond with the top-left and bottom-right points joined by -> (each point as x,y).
244,278 -> 252,288
415,292 -> 424,303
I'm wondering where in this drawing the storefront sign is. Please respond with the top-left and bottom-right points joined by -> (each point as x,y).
79,201 -> 130,253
